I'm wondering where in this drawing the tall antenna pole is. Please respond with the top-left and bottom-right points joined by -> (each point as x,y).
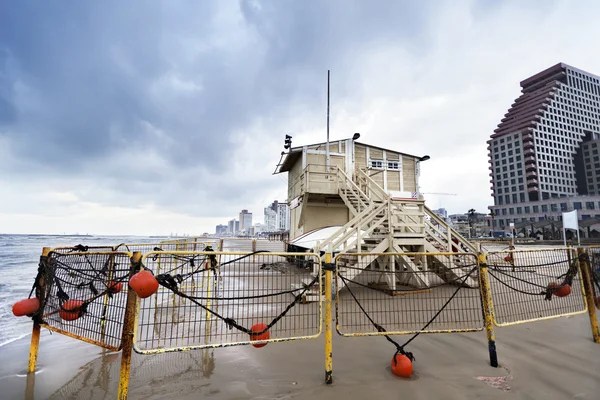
326,70 -> 330,170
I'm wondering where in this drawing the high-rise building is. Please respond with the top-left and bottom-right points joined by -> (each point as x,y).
488,63 -> 600,231
264,203 -> 277,231
239,209 -> 253,234
264,200 -> 290,232
215,224 -> 227,236
228,219 -> 238,235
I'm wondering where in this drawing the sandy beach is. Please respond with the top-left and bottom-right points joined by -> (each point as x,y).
1,310 -> 598,400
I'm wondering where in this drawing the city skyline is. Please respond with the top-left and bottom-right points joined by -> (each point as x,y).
214,201 -> 290,236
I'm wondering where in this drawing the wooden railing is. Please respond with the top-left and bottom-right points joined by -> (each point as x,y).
295,163 -> 476,255
356,168 -> 388,202
424,206 -> 478,253
336,167 -> 370,215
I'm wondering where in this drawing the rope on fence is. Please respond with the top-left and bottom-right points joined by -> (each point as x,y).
338,266 -> 479,363
142,251 -> 319,337
487,253 -> 580,301
28,251 -> 133,324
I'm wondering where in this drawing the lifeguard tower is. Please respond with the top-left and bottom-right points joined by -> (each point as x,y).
273,135 -> 478,292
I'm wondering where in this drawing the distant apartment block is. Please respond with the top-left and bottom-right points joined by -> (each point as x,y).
432,208 -> 448,221
488,63 -> 600,230
239,209 -> 252,234
215,224 -> 227,236
228,219 -> 239,235
264,200 -> 290,232
264,201 -> 278,231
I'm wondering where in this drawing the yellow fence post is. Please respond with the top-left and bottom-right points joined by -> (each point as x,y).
324,249 -> 333,384
28,247 -> 50,373
478,252 -> 499,367
118,251 -> 142,400
26,247 -> 50,399
578,248 -> 600,343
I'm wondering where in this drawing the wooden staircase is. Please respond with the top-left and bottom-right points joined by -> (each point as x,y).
295,166 -> 478,301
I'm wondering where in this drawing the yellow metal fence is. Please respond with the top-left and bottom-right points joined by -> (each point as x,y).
21,244 -> 600,399
334,252 -> 484,336
40,250 -> 133,351
133,251 -> 322,353
485,247 -> 587,326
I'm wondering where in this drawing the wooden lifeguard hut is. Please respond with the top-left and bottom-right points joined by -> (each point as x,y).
274,135 -> 478,291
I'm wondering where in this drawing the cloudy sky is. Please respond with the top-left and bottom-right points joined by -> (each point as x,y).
1,0 -> 600,236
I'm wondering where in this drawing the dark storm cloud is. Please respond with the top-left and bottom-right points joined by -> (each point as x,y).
0,0 -> 436,216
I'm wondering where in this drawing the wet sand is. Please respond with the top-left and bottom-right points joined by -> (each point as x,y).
1,312 -> 599,400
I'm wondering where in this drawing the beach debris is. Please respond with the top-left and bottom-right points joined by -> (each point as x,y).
59,299 -> 85,321
390,353 -> 413,378
476,367 -> 512,392
249,322 -> 270,348
12,298 -> 40,317
129,270 -> 159,298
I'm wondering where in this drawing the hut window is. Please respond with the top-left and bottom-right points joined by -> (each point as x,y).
369,159 -> 384,169
387,161 -> 400,170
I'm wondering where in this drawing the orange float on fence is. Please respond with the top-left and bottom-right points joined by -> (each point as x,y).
547,282 -> 571,298
12,298 -> 40,317
391,353 -> 413,378
249,323 -> 270,348
129,270 -> 159,298
107,281 -> 123,294
59,300 -> 84,321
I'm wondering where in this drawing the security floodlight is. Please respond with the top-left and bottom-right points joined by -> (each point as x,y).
352,132 -> 361,141
419,155 -> 431,162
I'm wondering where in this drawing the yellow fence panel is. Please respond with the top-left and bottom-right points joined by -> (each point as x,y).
335,252 -> 483,336
485,247 -> 587,326
585,246 -> 600,300
51,245 -> 117,253
133,251 -> 322,354
39,250 -> 133,351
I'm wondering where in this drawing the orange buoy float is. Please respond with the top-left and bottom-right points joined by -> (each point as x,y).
391,353 -> 413,378
107,281 -> 123,294
129,270 -> 159,298
12,298 -> 40,317
59,300 -> 84,321
249,323 -> 270,348
548,282 -> 571,297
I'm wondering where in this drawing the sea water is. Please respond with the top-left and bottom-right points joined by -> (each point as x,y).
0,234 -> 162,347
